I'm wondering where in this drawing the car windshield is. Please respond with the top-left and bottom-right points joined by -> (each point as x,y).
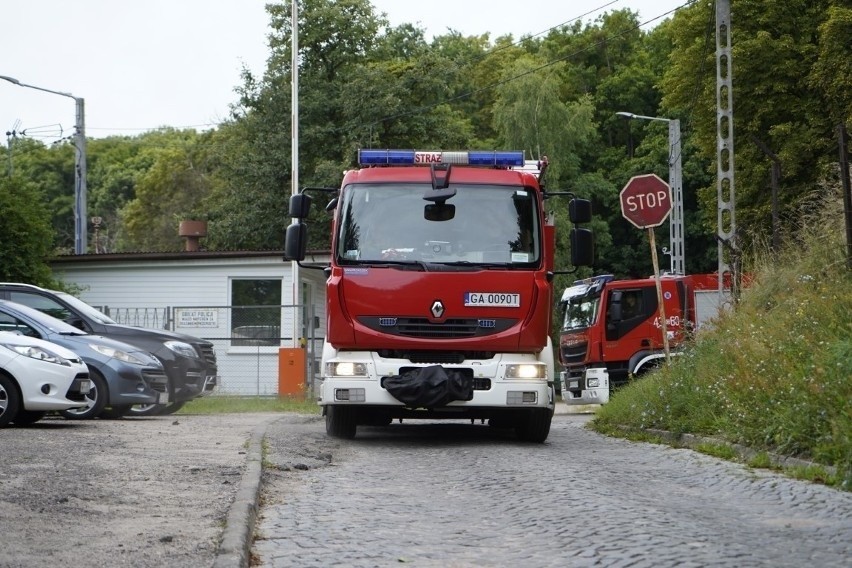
0,301 -> 86,335
562,293 -> 600,332
335,183 -> 540,266
54,291 -> 117,324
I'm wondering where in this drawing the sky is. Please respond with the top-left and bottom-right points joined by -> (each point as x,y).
1,0 -> 686,143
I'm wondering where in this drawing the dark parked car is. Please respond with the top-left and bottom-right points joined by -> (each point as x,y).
0,300 -> 169,419
0,283 -> 218,416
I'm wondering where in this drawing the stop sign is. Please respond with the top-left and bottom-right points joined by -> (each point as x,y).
619,174 -> 672,229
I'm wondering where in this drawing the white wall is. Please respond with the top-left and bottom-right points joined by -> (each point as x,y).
51,254 -> 328,395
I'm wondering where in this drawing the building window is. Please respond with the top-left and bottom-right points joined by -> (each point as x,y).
231,279 -> 282,346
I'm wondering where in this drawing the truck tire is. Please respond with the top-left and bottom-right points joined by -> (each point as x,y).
326,405 -> 357,439
12,410 -> 47,425
0,373 -> 21,427
514,408 -> 553,443
59,370 -> 108,420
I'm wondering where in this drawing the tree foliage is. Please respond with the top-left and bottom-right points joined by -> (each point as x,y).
0,174 -> 56,285
3,0 -> 848,286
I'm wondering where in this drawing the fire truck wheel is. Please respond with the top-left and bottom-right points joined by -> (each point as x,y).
514,408 -> 552,443
326,405 -> 357,439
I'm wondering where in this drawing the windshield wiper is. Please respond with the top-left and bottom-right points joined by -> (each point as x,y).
362,260 -> 432,271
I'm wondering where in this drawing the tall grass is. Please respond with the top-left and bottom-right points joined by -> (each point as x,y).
592,190 -> 852,489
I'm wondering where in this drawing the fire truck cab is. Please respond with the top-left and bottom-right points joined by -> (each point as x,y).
559,274 -> 697,405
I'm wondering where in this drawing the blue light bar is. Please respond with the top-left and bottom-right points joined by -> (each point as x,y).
468,151 -> 525,166
357,149 -> 525,167
358,149 -> 416,165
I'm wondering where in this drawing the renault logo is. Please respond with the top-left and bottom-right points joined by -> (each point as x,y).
430,300 -> 445,319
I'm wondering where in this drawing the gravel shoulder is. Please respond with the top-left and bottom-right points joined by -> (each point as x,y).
0,412 -> 299,568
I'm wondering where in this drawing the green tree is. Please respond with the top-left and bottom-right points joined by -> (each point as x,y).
662,0 -> 852,252
120,129 -> 219,250
0,174 -> 56,284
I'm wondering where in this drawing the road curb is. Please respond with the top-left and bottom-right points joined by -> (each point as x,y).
213,416 -> 281,568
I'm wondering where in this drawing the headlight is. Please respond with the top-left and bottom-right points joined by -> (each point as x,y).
325,362 -> 368,377
505,363 -> 546,379
587,377 -> 600,388
89,344 -> 147,365
165,340 -> 199,358
2,343 -> 71,366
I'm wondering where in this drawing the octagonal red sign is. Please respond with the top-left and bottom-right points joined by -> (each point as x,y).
619,173 -> 672,229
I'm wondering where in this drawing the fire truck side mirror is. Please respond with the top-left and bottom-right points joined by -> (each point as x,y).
284,222 -> 308,261
609,290 -> 623,322
570,227 -> 595,267
289,193 -> 313,219
568,198 -> 592,224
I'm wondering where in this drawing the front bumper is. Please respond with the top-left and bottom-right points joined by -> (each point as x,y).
561,368 -> 610,405
319,351 -> 554,411
10,360 -> 91,412
101,361 -> 169,406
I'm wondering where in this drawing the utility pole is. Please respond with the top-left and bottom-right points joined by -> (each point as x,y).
715,0 -> 737,300
291,1 -> 301,349
616,112 -> 685,274
0,75 -> 87,254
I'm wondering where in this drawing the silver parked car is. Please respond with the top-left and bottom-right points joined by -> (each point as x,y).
0,331 -> 91,426
0,300 -> 168,419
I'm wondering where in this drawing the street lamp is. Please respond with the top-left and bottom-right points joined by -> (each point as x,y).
616,111 -> 684,275
1,74 -> 87,254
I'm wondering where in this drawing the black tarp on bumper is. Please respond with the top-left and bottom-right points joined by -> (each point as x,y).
383,365 -> 473,408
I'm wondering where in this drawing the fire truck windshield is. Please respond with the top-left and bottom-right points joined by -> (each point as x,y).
562,292 -> 600,331
336,183 -> 540,267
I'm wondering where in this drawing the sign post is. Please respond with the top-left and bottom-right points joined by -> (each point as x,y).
619,174 -> 674,363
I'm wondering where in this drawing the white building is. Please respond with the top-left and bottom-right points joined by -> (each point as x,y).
50,250 -> 329,396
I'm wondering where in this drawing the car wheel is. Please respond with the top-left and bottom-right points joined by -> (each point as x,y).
12,410 -> 47,425
59,370 -> 108,420
98,405 -> 132,419
127,401 -> 186,417
0,373 -> 21,427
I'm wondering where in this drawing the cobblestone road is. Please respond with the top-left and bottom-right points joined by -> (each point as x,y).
253,414 -> 852,567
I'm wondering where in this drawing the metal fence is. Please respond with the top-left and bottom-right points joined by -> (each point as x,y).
99,304 -> 323,396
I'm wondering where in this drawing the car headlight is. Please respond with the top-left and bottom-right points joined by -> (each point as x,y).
2,343 -> 72,366
325,362 -> 368,377
164,340 -> 199,358
89,344 -> 147,365
505,363 -> 546,379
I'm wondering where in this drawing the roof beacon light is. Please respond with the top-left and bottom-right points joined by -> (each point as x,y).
358,149 -> 524,167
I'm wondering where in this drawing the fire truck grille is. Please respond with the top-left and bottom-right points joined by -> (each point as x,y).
360,317 -> 516,339
561,341 -> 588,365
377,350 -> 496,364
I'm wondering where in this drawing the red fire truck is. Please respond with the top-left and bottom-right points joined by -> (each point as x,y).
558,273 -> 730,405
285,149 -> 593,441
